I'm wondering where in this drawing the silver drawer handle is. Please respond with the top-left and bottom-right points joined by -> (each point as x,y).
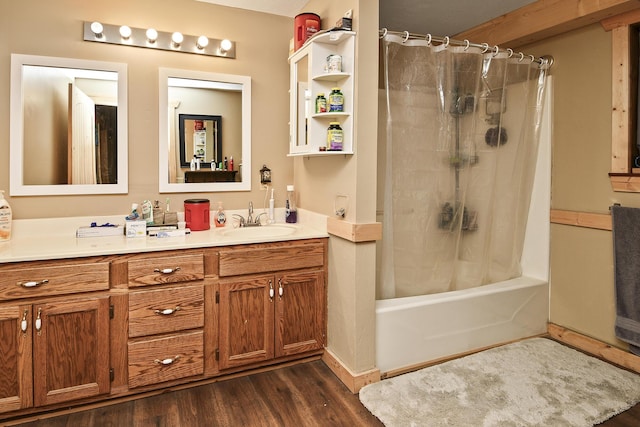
18,279 -> 49,288
153,267 -> 181,274
154,355 -> 180,365
154,306 -> 181,316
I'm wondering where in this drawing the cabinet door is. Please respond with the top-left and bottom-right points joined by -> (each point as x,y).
275,270 -> 325,358
218,275 -> 274,370
33,296 -> 110,407
0,304 -> 33,413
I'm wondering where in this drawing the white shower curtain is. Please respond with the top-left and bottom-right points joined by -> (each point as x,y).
378,34 -> 549,299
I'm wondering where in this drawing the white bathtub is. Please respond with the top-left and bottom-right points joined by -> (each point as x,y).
375,276 -> 549,373
375,80 -> 553,375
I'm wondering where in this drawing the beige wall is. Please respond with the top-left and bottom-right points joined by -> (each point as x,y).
525,23 -> 637,349
0,0 -> 292,218
298,0 -> 379,374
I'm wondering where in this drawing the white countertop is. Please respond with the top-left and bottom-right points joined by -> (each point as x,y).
0,208 -> 328,263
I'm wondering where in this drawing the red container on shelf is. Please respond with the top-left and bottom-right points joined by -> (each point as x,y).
294,13 -> 320,51
184,199 -> 210,231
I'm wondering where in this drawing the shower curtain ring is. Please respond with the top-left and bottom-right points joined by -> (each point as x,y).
518,52 -> 525,62
443,36 -> 450,48
463,39 -> 470,50
402,31 -> 410,43
481,43 -> 489,53
380,28 -> 387,39
425,34 -> 432,45
492,45 -> 499,56
507,48 -> 514,58
529,54 -> 535,63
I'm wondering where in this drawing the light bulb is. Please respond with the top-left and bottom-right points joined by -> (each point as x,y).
146,28 -> 158,43
119,25 -> 132,40
220,39 -> 232,52
197,35 -> 209,50
90,21 -> 103,38
171,32 -> 183,48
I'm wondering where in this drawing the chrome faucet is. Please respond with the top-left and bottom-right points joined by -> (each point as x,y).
232,202 -> 266,227
247,201 -> 254,225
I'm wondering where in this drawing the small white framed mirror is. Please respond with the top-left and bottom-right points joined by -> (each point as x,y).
10,54 -> 128,196
159,67 -> 251,193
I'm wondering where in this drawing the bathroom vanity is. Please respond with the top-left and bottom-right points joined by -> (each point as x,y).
0,217 -> 328,419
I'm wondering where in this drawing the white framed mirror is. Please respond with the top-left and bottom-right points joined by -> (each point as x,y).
159,68 -> 251,193
10,54 -> 128,196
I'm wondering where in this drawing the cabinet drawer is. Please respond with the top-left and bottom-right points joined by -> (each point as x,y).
129,285 -> 204,338
218,242 -> 324,277
127,254 -> 204,288
0,261 -> 109,300
128,331 -> 204,388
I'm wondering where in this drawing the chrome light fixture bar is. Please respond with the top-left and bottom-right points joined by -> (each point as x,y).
83,21 -> 236,59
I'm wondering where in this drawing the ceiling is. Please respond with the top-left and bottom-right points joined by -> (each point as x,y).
196,0 -> 536,37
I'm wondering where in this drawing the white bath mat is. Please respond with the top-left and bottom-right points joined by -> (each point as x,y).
359,338 -> 640,426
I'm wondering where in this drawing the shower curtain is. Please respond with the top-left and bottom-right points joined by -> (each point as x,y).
379,33 -> 549,299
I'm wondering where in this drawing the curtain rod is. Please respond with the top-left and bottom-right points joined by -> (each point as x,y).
379,28 -> 554,68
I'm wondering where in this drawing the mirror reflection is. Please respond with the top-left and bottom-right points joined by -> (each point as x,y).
10,54 -> 128,195
179,114 -> 222,168
159,68 -> 251,192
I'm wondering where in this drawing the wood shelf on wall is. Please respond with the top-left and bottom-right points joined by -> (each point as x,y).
549,209 -> 612,231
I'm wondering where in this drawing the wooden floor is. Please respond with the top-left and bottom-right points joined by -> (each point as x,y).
6,360 -> 640,427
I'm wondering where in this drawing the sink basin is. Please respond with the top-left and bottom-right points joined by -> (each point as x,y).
221,224 -> 298,238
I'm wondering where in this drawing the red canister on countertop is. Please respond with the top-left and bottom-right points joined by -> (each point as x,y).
184,199 -> 210,231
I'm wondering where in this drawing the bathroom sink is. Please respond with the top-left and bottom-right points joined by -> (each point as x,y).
221,224 -> 298,238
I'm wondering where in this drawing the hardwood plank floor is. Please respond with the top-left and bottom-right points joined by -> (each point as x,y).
9,361 -> 382,427
6,360 -> 640,426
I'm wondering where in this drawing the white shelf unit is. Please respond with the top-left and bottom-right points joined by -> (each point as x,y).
193,130 -> 206,161
289,31 -> 355,157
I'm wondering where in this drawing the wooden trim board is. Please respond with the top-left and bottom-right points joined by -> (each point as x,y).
548,323 -> 640,374
326,217 -> 382,242
550,209 -> 612,230
455,0 -> 640,47
321,349 -> 380,393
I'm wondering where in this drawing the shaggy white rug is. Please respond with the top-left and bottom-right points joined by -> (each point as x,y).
359,338 -> 640,426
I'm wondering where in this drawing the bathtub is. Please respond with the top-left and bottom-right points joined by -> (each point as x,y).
375,80 -> 553,375
375,276 -> 549,374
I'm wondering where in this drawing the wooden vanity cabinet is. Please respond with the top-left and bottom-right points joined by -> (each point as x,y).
1,238 -> 327,420
116,250 -> 208,389
217,239 -> 327,370
0,259 -> 111,414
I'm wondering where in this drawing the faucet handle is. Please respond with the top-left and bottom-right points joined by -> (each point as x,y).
232,214 -> 246,227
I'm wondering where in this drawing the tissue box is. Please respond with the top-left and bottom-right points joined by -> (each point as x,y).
76,225 -> 124,238
126,220 -> 147,238
336,17 -> 352,30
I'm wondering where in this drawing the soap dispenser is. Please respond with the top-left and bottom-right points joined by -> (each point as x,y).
0,190 -> 12,241
214,202 -> 226,227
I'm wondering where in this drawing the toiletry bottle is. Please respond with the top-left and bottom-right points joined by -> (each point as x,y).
153,200 -> 164,225
269,189 -> 275,223
229,156 -> 234,172
0,190 -> 12,241
214,202 -> 226,227
329,87 -> 344,112
224,157 -> 228,171
286,185 -> 297,224
190,156 -> 196,171
142,200 -> 154,225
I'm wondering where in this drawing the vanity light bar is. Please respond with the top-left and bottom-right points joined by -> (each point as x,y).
83,21 -> 236,59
